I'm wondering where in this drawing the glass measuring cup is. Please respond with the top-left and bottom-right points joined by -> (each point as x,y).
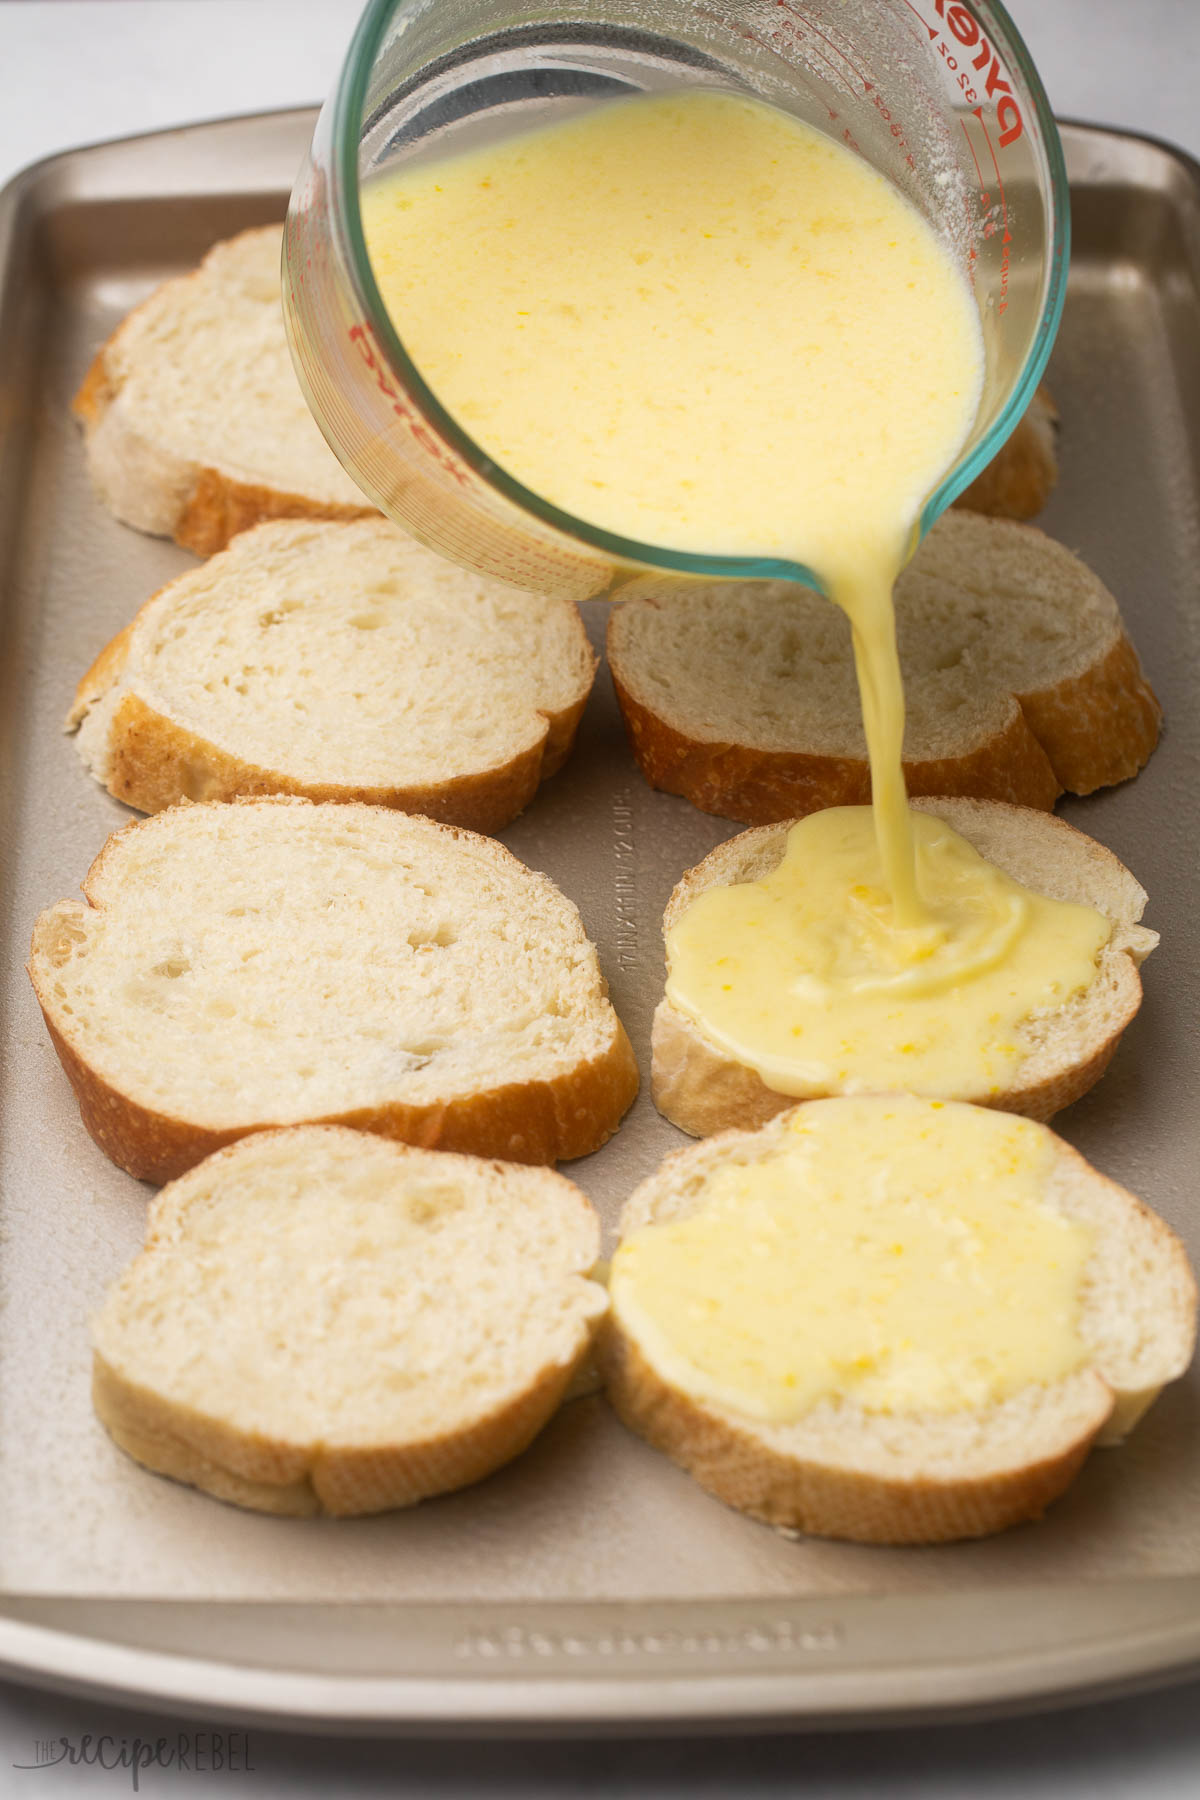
284,0 -> 1069,603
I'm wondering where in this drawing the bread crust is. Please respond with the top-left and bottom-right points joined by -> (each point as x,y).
94,1343 -> 584,1517
78,681 -> 590,835
35,992 -> 639,1183
1019,630 -> 1163,796
610,663 -> 1063,825
28,801 -> 640,1182
953,384 -> 1059,521
651,994 -> 1129,1136
650,798 -> 1151,1135
601,1328 -> 1108,1544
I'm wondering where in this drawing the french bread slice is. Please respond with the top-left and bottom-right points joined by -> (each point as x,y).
652,798 -> 1156,1137
29,797 -> 638,1183
68,518 -> 596,833
601,1097 -> 1196,1544
953,383 -> 1058,520
72,226 -> 374,555
608,511 -> 1160,825
92,1126 -> 608,1517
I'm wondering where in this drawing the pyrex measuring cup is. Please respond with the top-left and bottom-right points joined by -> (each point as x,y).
284,0 -> 1069,603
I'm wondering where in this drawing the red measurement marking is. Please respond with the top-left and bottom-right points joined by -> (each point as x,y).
897,0 -> 938,38
779,3 -> 874,91
973,106 -> 1011,242
804,36 -> 867,96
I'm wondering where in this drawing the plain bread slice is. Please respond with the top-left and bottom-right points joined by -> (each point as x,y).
608,511 -> 1160,825
73,226 -> 374,554
93,1126 -> 608,1517
29,797 -> 639,1182
68,518 -> 596,833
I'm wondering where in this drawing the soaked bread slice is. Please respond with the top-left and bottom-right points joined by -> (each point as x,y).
651,798 -> 1156,1137
602,1097 -> 1195,1544
68,518 -> 596,833
93,1127 -> 608,1516
609,512 -> 1160,825
29,797 -> 638,1182
73,226 -> 374,554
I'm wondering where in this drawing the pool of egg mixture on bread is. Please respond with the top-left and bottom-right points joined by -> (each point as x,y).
609,1098 -> 1094,1420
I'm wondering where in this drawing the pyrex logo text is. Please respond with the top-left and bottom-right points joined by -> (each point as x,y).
934,0 -> 1024,148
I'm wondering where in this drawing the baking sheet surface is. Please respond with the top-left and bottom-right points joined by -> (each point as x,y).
2,121 -> 1200,1614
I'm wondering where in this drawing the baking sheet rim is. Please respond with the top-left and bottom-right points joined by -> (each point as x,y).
3,107 -> 1200,1730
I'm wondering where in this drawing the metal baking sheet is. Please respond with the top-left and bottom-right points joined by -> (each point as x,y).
2,109 -> 1200,1731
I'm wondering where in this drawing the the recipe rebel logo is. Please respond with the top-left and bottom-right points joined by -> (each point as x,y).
13,1731 -> 255,1790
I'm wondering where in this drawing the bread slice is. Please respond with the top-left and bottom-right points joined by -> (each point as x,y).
953,383 -> 1059,520
92,1126 -> 608,1516
67,518 -> 596,833
608,511 -> 1160,825
601,1097 -> 1195,1544
652,797 -> 1156,1137
73,226 -> 375,555
28,797 -> 638,1183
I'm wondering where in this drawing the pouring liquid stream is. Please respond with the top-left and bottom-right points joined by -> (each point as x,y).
361,89 -> 993,969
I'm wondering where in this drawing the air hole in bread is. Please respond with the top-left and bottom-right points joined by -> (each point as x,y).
258,602 -> 302,627
45,921 -> 88,966
407,924 -> 457,949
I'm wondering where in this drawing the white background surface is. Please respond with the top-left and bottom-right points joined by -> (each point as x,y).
4,0 -> 1200,1791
